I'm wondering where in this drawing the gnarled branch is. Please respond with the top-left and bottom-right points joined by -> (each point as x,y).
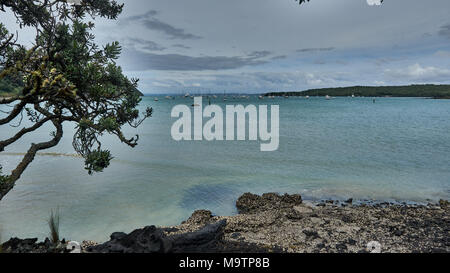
0,118 -> 63,201
0,101 -> 27,125
0,115 -> 53,152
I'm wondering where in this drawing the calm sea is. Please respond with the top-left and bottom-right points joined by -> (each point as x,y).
0,96 -> 449,242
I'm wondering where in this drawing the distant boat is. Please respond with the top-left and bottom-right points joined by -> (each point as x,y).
305,96 -> 310,99
258,96 -> 264,100
352,94 -> 355,98
154,97 -> 159,101
184,93 -> 190,98
325,95 -> 331,100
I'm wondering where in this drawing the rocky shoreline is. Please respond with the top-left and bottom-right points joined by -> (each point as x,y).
1,193 -> 449,253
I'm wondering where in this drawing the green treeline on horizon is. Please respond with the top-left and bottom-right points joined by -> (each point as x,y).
265,84 -> 450,99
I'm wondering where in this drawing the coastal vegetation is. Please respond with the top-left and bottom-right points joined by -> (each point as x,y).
0,1 -> 152,201
265,84 -> 450,98
48,209 -> 60,245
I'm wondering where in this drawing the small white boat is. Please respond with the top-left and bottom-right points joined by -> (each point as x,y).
258,96 -> 264,100
325,95 -> 331,100
154,97 -> 159,101
305,96 -> 310,99
184,93 -> 190,98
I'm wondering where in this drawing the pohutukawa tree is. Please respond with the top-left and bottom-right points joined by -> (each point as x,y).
0,0 -> 152,201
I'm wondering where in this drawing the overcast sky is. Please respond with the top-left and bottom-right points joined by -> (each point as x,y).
3,0 -> 450,94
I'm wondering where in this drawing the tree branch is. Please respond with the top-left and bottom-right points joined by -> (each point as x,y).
0,115 -> 53,152
0,119 -> 63,201
0,101 -> 27,125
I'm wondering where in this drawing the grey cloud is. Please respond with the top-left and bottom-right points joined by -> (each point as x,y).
127,38 -> 166,51
96,0 -> 450,93
120,49 -> 269,71
271,55 -> 287,60
124,10 -> 158,21
296,47 -> 335,53
374,57 -> 402,66
314,60 -> 326,65
122,10 -> 201,40
142,18 -> 201,40
172,44 -> 191,49
247,50 -> 272,58
385,63 -> 450,81
439,24 -> 450,39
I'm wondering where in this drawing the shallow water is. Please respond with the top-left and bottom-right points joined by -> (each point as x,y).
0,96 -> 449,242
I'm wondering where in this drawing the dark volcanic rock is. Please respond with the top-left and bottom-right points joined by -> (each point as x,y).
1,237 -> 67,253
87,220 -> 227,253
110,232 -> 127,241
236,192 -> 302,214
169,220 -> 226,253
89,225 -> 168,253
87,226 -> 169,253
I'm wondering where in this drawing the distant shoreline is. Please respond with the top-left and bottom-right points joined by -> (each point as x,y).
264,84 -> 450,99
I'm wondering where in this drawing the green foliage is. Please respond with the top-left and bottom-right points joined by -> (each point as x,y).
265,85 -> 450,98
99,117 -> 119,132
85,150 -> 113,175
48,209 -> 60,245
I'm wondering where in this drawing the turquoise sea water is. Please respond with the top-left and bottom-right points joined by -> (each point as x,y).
0,96 -> 449,242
